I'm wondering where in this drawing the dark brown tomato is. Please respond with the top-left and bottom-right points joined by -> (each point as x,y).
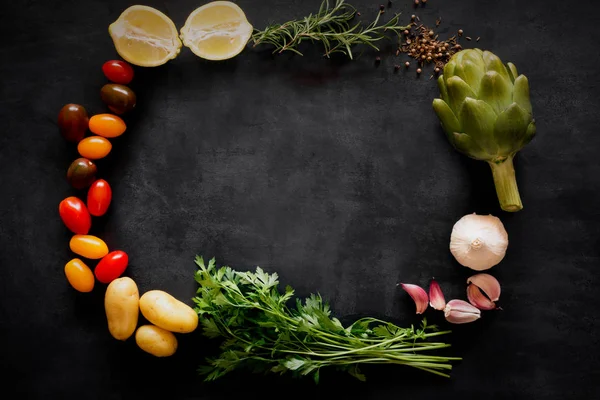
57,104 -> 89,142
100,84 -> 136,115
67,158 -> 97,189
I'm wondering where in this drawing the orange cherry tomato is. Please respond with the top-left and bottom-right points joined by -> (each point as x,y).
69,235 -> 109,259
64,258 -> 95,292
59,196 -> 91,234
77,136 -> 112,159
87,179 -> 112,217
88,114 -> 126,138
95,250 -> 129,284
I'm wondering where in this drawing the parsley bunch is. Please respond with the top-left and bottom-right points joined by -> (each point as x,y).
194,257 -> 461,383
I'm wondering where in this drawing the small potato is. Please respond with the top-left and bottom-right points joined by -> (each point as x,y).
135,325 -> 178,357
105,277 -> 139,340
139,290 -> 198,333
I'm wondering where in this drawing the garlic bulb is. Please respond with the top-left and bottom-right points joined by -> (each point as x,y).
449,213 -> 508,271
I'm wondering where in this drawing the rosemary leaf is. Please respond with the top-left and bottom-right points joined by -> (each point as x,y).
251,0 -> 410,59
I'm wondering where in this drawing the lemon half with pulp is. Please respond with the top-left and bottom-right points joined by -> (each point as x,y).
180,1 -> 253,61
109,5 -> 182,67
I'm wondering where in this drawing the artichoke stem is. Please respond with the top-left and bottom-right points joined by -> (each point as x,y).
488,156 -> 523,212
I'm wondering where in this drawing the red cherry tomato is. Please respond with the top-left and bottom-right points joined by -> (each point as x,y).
94,250 -> 128,283
87,179 -> 112,216
59,196 -> 91,234
102,60 -> 134,85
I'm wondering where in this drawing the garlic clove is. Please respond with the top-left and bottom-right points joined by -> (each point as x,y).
449,213 -> 508,271
467,284 -> 496,310
400,283 -> 429,314
467,273 -> 501,302
428,279 -> 446,311
444,299 -> 481,324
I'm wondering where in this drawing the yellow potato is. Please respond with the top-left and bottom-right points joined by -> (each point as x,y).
135,325 -> 178,357
139,290 -> 198,333
104,277 -> 139,340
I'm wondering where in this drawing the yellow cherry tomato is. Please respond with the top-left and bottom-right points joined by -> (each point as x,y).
89,114 -> 126,138
77,136 -> 112,159
69,235 -> 109,259
64,258 -> 95,292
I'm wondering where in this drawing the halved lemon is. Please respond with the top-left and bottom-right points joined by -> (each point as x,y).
180,1 -> 253,61
109,5 -> 182,67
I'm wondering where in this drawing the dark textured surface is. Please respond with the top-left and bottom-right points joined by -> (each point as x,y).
1,0 -> 599,398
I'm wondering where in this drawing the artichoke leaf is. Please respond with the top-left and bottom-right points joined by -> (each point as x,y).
438,75 -> 449,104
522,120 -> 536,146
479,71 -> 513,116
433,99 -> 461,139
506,62 -> 518,83
483,51 -> 512,83
447,76 -> 477,115
452,50 -> 466,65
458,97 -> 499,156
493,103 -> 531,154
461,60 -> 485,94
462,50 -> 485,71
452,63 -> 466,87
444,61 -> 457,82
451,132 -> 490,160
513,75 -> 532,114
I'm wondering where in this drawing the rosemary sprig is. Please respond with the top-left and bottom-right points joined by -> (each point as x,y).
251,0 -> 410,59
194,256 -> 461,383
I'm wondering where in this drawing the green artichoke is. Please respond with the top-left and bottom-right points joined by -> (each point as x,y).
433,49 -> 536,212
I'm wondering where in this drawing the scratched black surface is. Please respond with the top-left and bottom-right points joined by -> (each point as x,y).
1,0 -> 599,399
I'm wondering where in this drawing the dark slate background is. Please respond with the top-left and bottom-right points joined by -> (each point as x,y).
1,0 -> 599,398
